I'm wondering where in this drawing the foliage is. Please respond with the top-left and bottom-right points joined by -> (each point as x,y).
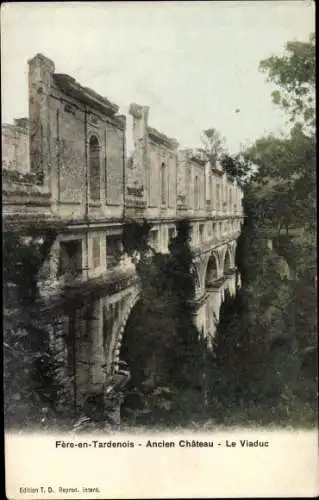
207,222 -> 317,426
5,33 -> 316,431
122,219 -> 154,257
246,33 -> 316,232
243,123 -> 316,232
198,128 -> 226,166
260,32 -> 315,132
219,153 -> 252,185
120,219 -> 207,426
4,229 -> 58,307
3,229 -> 61,428
195,34 -> 317,428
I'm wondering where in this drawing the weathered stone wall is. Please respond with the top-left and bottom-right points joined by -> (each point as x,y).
125,104 -> 149,211
55,99 -> 86,205
177,151 -> 207,214
28,54 -> 125,221
42,226 -> 128,291
126,103 -> 178,219
4,54 -> 245,417
2,120 -> 30,173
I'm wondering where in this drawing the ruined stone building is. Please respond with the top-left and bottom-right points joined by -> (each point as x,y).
3,54 -> 244,411
2,118 -> 30,174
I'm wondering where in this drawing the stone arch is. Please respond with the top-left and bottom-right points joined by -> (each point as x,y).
108,289 -> 140,374
222,246 -> 233,274
204,252 -> 219,287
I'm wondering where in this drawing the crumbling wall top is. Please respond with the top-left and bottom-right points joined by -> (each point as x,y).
129,103 -> 149,120
129,103 -> 179,150
14,118 -> 29,130
28,53 -> 121,118
179,148 -> 206,166
28,53 -> 55,73
53,73 -> 119,117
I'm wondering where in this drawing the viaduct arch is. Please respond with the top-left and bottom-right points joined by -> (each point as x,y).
189,241 -> 238,348
108,238 -> 239,380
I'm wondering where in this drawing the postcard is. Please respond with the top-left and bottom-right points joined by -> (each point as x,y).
2,1 -> 318,498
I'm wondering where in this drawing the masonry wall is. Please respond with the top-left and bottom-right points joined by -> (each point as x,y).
28,54 -> 125,222
125,104 -> 148,213
2,120 -> 30,173
126,103 -> 178,220
146,138 -> 177,218
177,150 -> 206,215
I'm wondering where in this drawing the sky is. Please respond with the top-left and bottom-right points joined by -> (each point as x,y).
1,1 -> 315,155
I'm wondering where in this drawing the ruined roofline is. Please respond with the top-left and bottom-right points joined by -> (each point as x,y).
129,102 -> 179,149
28,53 -> 55,72
2,119 -> 29,133
14,117 -> 29,128
211,166 -> 224,177
188,155 -> 206,167
179,148 -> 206,167
28,53 -> 120,117
147,126 -> 179,150
210,160 -> 224,177
2,123 -> 17,132
53,73 -> 119,117
129,103 -> 148,119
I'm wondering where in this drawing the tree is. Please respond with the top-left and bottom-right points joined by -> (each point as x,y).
260,32 -> 315,133
3,228 -> 61,428
199,128 -> 226,166
207,34 -> 317,427
219,153 -> 252,186
120,220 -> 207,427
243,123 -> 315,232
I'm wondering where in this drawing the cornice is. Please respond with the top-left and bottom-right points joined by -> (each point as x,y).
53,73 -> 119,118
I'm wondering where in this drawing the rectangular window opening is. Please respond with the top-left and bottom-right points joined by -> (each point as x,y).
58,239 -> 82,280
106,234 -> 122,269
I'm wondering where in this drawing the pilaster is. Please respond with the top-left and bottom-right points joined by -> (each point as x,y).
28,54 -> 55,188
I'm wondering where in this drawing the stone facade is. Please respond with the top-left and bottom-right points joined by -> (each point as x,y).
28,53 -> 125,220
123,105 -> 244,340
2,118 -> 30,173
126,104 -> 178,216
3,53 -> 244,413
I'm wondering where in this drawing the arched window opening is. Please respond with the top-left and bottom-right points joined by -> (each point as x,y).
205,254 -> 218,287
194,176 -> 199,209
89,135 -> 101,201
160,162 -> 167,205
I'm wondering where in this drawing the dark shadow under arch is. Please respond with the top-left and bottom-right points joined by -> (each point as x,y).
205,253 -> 218,287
